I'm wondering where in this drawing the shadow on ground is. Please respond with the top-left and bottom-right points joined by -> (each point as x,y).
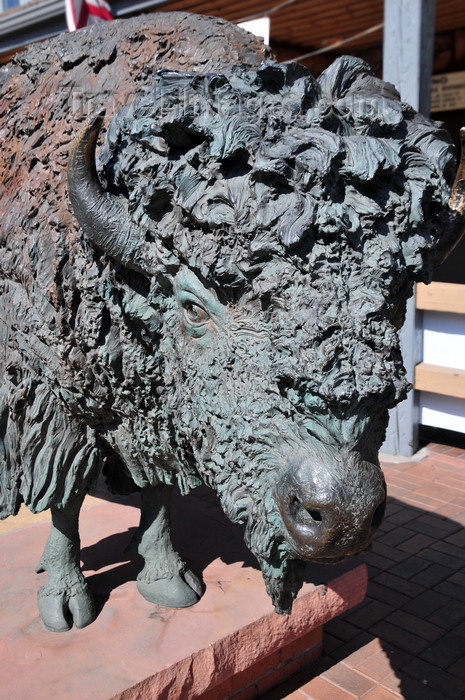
80,481 -> 357,614
79,482 -> 465,699
261,494 -> 465,700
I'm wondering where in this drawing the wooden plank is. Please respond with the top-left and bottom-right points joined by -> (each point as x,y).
415,362 -> 465,399
416,281 -> 465,314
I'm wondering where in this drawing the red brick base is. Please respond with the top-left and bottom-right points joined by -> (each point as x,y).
197,627 -> 323,700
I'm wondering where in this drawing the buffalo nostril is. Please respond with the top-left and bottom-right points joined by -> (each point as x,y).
308,509 -> 322,522
290,497 -> 323,526
371,499 -> 386,530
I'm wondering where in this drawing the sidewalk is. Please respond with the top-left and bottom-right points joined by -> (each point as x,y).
263,443 -> 465,700
2,442 -> 465,699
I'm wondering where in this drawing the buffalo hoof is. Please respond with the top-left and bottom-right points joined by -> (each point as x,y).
37,586 -> 96,632
137,569 -> 203,608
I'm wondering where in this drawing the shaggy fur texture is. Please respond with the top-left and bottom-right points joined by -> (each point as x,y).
0,16 -> 458,613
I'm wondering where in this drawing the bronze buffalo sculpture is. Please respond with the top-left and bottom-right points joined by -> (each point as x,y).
0,13 -> 464,632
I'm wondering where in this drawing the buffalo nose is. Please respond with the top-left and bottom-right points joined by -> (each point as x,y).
276,455 -> 387,560
289,492 -> 336,531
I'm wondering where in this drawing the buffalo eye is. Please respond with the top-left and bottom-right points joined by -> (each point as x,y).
183,302 -> 210,325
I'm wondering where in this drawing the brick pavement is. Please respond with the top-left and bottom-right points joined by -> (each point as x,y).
3,442 -> 465,699
262,443 -> 465,700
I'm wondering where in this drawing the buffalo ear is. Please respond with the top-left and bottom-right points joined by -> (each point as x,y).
435,127 -> 465,266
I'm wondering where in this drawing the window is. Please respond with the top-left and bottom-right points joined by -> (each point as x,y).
0,0 -> 30,12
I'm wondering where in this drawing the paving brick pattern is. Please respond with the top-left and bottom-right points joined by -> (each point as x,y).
262,444 -> 465,700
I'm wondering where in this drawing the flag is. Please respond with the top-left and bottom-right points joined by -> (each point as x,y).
66,0 -> 113,32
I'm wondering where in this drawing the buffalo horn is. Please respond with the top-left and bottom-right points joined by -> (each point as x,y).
68,113 -> 141,265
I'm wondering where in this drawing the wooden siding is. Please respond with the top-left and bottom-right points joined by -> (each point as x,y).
138,0 -> 465,58
415,362 -> 465,399
415,282 -> 465,403
1,1 -> 465,67
417,282 -> 465,315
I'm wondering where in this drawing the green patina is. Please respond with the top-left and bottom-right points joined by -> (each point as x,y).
0,14 -> 463,631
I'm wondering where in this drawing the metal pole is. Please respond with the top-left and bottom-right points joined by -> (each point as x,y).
381,0 -> 436,456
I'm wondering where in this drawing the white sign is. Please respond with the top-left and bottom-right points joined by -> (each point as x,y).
431,71 -> 465,112
238,17 -> 270,46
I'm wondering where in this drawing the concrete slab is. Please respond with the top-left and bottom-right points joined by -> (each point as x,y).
0,486 -> 367,700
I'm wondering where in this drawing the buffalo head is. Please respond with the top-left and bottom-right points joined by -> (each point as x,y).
67,59 -> 464,611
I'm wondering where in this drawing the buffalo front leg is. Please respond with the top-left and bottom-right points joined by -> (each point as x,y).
136,483 -> 203,608
36,492 -> 96,632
